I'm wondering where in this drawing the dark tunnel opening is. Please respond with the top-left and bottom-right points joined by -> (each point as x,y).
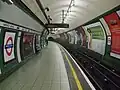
48,37 -> 55,41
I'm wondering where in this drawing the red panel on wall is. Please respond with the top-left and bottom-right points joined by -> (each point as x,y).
104,11 -> 120,56
22,33 -> 34,58
104,12 -> 120,30
112,31 -> 120,54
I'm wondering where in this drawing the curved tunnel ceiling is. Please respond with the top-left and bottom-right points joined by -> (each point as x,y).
22,0 -> 120,34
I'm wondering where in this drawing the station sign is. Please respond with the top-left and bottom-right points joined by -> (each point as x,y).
4,32 -> 16,62
45,23 -> 69,28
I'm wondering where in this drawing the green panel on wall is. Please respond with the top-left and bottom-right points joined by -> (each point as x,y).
89,26 -> 105,40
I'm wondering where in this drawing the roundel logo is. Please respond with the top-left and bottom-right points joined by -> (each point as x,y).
5,37 -> 13,56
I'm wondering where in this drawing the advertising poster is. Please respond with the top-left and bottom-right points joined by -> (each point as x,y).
59,33 -> 65,41
75,27 -> 87,47
73,31 -> 78,44
104,11 -> 120,59
22,33 -> 34,58
71,30 -> 78,44
84,22 -> 106,55
35,35 -> 41,51
67,33 -> 71,43
68,31 -> 75,44
4,32 -> 16,62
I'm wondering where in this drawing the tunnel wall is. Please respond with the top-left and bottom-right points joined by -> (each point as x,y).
0,20 -> 45,80
0,1 -> 48,81
55,5 -> 120,73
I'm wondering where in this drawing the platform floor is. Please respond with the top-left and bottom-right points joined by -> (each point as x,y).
0,42 -> 70,90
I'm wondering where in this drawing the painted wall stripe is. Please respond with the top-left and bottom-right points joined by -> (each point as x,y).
33,35 -> 36,54
0,69 -> 1,74
59,44 -> 96,90
17,32 -> 22,63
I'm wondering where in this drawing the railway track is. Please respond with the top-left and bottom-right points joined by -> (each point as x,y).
66,47 -> 120,90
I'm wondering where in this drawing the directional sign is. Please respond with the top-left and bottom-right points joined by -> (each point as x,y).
45,23 -> 69,28
4,32 -> 15,62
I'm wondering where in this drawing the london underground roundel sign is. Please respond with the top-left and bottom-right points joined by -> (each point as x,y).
5,37 -> 13,56
4,32 -> 15,62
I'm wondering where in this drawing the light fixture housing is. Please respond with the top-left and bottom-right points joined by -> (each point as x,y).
48,15 -> 52,21
44,7 -> 49,11
62,0 -> 75,23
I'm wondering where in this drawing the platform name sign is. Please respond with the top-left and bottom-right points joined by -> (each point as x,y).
4,32 -> 16,62
45,23 -> 69,28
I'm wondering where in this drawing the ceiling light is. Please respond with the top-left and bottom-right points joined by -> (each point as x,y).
62,0 -> 75,23
9,0 -> 13,3
2,0 -> 13,5
48,15 -> 52,21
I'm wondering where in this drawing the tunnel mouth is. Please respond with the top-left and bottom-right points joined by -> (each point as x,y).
48,37 -> 54,41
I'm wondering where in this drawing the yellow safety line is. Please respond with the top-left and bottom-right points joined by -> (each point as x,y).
63,51 -> 83,90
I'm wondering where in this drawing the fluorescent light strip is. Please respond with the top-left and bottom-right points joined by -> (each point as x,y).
9,0 -> 13,4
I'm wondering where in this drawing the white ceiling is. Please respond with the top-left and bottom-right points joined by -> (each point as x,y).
22,0 -> 120,33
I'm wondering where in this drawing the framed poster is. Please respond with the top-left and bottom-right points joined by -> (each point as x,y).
104,11 -> 120,59
4,32 -> 16,62
22,33 -> 34,58
67,32 -> 75,44
75,27 -> 87,47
